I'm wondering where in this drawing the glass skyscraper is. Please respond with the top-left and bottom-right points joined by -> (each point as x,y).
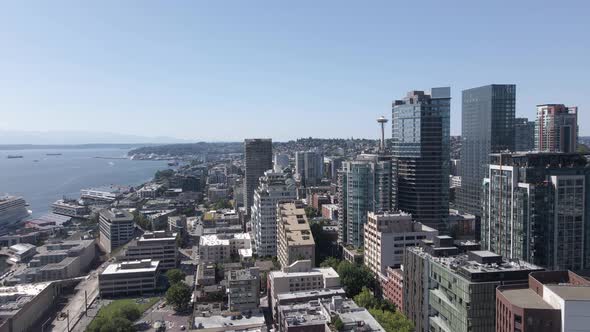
391,87 -> 451,232
457,84 -> 515,217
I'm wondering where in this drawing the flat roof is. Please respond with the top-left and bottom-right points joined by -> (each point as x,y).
500,288 -> 554,309
102,260 -> 159,275
547,285 -> 590,301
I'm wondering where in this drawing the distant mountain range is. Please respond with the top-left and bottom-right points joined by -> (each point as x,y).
0,129 -> 190,147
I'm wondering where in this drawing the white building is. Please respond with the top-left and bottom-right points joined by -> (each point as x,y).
250,171 -> 296,257
99,259 -> 160,297
137,183 -> 162,199
123,231 -> 178,270
51,199 -> 89,218
268,260 -> 340,319
363,211 -> 438,279
198,233 -> 252,263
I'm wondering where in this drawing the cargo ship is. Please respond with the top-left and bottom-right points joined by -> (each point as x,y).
6,155 -> 23,159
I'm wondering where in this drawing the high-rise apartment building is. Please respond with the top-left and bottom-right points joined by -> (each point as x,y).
514,117 -> 535,151
337,153 -> 392,248
403,237 -> 543,332
535,104 -> 578,153
392,88 -> 451,232
295,151 -> 324,187
244,139 -> 273,213
277,201 -> 315,268
482,152 -> 590,271
99,208 -> 134,253
363,211 -> 437,278
458,84 -> 515,217
251,170 -> 297,257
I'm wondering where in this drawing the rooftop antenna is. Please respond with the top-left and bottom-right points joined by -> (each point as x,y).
377,116 -> 389,153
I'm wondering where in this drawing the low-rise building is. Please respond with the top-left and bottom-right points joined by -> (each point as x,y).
269,260 -> 340,319
342,246 -> 363,264
198,233 -> 251,263
0,282 -> 62,332
51,199 -> 89,218
196,263 -> 216,287
7,240 -> 96,285
277,202 -> 315,268
227,267 -> 260,312
496,270 -> 590,332
321,203 -> 338,221
137,183 -> 162,199
81,185 -> 132,203
99,259 -> 160,297
8,243 -> 37,263
122,231 -> 178,270
364,211 -> 438,279
278,296 -> 385,332
99,208 -> 134,254
382,266 -> 403,312
168,215 -> 187,236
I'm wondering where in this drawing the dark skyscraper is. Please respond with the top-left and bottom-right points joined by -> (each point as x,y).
392,87 -> 450,232
243,139 -> 272,213
514,117 -> 535,151
458,84 -> 515,217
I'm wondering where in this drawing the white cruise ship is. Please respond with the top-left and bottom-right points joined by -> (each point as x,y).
0,195 -> 31,228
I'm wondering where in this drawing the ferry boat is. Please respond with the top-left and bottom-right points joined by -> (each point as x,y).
46,153 -> 62,156
6,155 -> 23,159
0,195 -> 31,228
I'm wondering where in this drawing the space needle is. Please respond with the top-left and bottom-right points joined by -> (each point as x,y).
377,115 -> 388,153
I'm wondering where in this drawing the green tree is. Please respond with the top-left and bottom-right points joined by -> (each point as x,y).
116,304 -> 141,322
166,282 -> 192,312
337,261 -> 375,298
368,308 -> 414,332
304,206 -> 318,219
353,287 -> 379,309
110,317 -> 134,332
165,269 -> 186,285
333,315 -> 344,331
320,257 -> 341,269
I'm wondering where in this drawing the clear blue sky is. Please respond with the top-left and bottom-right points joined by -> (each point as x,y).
1,1 -> 588,142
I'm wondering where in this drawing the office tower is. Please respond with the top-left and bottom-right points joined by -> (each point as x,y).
514,117 -> 535,151
250,170 -> 297,257
337,154 -> 392,248
535,104 -> 578,153
99,208 -> 134,253
123,230 -> 178,270
458,84 -> 515,217
496,271 -> 590,332
482,152 -> 590,271
363,211 -> 437,278
392,87 -> 451,232
273,153 -> 290,172
277,201 -> 315,267
295,151 -> 324,187
403,237 -> 542,332
244,139 -> 273,213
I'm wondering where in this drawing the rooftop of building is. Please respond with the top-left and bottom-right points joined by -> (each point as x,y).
82,185 -> 132,194
200,233 -> 250,246
9,243 -> 36,254
99,208 -> 133,222
499,287 -> 555,309
228,267 -> 259,281
139,230 -> 177,241
0,282 -> 52,314
408,245 -> 542,281
193,309 -> 266,330
52,199 -> 85,207
276,287 -> 346,302
102,259 -> 159,275
280,301 -> 327,328
278,202 -> 315,246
